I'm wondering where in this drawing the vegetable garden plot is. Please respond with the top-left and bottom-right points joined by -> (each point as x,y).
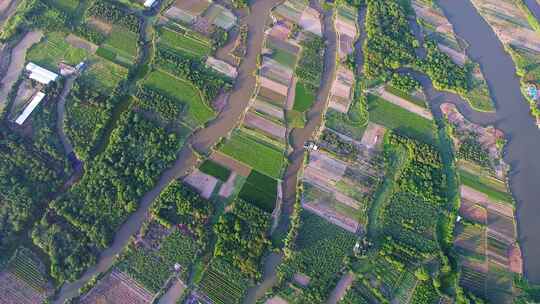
206,56 -> 238,78
336,4 -> 357,59
220,130 -> 285,179
273,0 -> 307,24
159,26 -> 211,59
459,199 -> 488,224
459,169 -> 513,204
487,210 -> 516,241
261,57 -> 294,85
486,261 -> 514,304
454,221 -> 487,255
460,185 -> 514,218
257,86 -> 288,106
173,0 -> 211,16
80,269 -> 154,304
6,247 -> 51,294
199,160 -> 231,182
210,151 -> 252,177
260,76 -> 290,97
252,99 -> 285,120
299,6 -> 322,37
459,261 -> 487,297
202,3 -> 237,31
0,271 -> 47,304
27,32 -> 89,70
198,259 -> 250,304
183,169 -> 219,199
239,170 -> 278,213
329,67 -> 355,113
244,112 -> 286,140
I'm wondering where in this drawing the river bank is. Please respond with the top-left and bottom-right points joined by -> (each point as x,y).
434,0 -> 540,283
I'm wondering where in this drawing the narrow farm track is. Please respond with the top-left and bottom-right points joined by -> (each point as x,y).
56,76 -> 76,155
54,1 -> 280,302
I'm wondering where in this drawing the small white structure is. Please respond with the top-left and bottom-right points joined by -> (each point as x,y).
26,62 -> 59,85
143,0 -> 157,8
15,92 -> 45,125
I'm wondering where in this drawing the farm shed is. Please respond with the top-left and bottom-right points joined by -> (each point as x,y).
25,62 -> 59,85
15,92 -> 45,125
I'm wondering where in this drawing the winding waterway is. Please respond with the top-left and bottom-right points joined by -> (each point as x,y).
431,0 -> 540,282
54,1 -> 281,302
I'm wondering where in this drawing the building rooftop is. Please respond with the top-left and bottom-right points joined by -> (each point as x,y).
26,62 -> 59,85
15,92 -> 45,125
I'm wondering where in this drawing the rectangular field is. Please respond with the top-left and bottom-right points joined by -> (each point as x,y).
220,130 -> 285,179
238,170 -> 278,213
159,26 -> 211,59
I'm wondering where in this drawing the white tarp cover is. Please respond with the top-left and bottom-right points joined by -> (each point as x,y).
15,92 -> 45,125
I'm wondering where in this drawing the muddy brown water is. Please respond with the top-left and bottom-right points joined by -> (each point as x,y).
428,0 -> 540,283
54,1 -> 282,302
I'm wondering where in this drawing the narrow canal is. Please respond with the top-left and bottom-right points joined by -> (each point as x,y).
433,0 -> 540,283
54,1 -> 281,302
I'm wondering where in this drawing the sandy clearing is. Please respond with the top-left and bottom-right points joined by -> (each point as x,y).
244,112 -> 286,139
87,18 -> 112,34
460,185 -> 514,217
183,169 -> 218,199
218,172 -> 237,198
326,272 -> 354,304
360,122 -> 385,149
253,98 -> 284,119
303,202 -> 359,233
266,296 -> 288,304
0,31 -> 43,111
210,151 -> 251,177
260,76 -> 290,96
374,86 -> 433,120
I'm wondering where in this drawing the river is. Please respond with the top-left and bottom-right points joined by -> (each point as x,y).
524,0 -> 540,20
53,1 -> 281,302
429,0 -> 540,282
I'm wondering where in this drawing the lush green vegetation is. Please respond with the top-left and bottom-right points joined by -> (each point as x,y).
102,25 -> 138,59
277,211 -> 357,302
135,86 -> 185,123
367,94 -> 436,144
199,160 -> 231,182
238,170 -> 277,213
220,130 -> 285,179
457,136 -> 491,169
118,229 -> 200,291
198,258 -> 250,304
152,181 -> 214,245
86,0 -> 141,33
214,199 -> 271,279
52,110 -> 184,247
293,81 -> 316,112
27,32 -> 88,70
155,47 -> 234,102
143,70 -> 215,127
459,169 -> 513,204
159,26 -> 212,59
296,34 -> 325,90
389,72 -> 421,93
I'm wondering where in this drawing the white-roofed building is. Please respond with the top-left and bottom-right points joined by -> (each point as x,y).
25,62 -> 59,85
15,92 -> 45,125
144,0 -> 157,8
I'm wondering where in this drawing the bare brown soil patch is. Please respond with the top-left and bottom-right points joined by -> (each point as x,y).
360,122 -> 385,149
0,271 -> 47,304
183,169 -> 218,199
66,34 -> 98,54
244,112 -> 286,139
87,18 -> 112,35
460,199 -> 488,223
80,269 -> 153,304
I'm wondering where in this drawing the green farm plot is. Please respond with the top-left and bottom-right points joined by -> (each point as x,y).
118,230 -> 200,292
83,55 -> 128,93
238,170 -> 278,213
143,70 -> 215,127
159,26 -> 211,59
367,94 -> 436,144
47,0 -> 79,11
198,258 -> 250,304
459,169 -> 513,204
325,109 -> 366,141
286,109 -> 306,128
278,211 -> 357,301
220,130 -> 285,179
293,81 -> 316,112
103,26 -> 138,58
27,32 -> 88,70
199,160 -> 231,182
266,39 -> 298,69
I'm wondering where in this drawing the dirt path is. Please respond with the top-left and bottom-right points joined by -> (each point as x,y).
0,31 -> 42,111
326,272 -> 354,304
